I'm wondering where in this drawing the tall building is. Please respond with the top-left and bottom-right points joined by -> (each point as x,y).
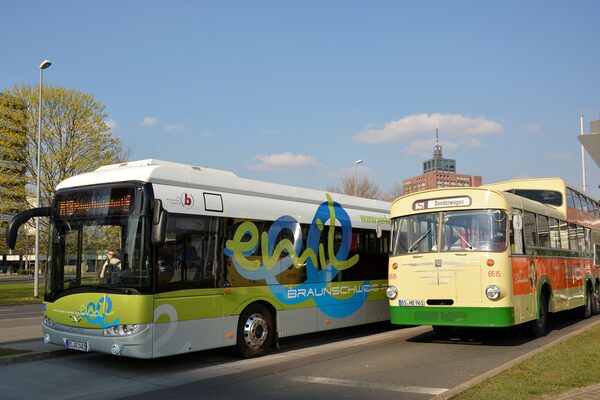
403,129 -> 482,194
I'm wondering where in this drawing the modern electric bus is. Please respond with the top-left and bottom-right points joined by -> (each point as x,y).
7,159 -> 391,358
386,181 -> 600,337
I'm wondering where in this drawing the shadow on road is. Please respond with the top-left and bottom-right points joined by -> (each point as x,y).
406,310 -> 588,346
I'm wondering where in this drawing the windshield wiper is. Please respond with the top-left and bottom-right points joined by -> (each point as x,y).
452,227 -> 473,250
408,228 -> 433,252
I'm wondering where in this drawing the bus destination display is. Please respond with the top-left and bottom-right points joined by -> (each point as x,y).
55,188 -> 134,218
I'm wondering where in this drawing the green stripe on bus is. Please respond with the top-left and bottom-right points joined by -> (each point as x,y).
390,306 -> 515,327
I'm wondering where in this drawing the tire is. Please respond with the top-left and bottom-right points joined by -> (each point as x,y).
432,325 -> 454,339
581,285 -> 593,319
530,291 -> 548,338
591,282 -> 600,316
236,304 -> 274,358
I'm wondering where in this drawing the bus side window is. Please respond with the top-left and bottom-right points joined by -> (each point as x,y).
536,215 -> 549,248
548,218 -> 560,249
510,210 -> 524,254
569,223 -> 579,251
522,211 -> 537,253
566,189 -> 575,208
559,221 -> 570,250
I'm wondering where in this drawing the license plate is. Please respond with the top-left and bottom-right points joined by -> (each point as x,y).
399,299 -> 425,306
65,340 -> 89,352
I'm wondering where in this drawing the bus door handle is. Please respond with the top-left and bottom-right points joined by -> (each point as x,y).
412,255 -> 423,258
454,253 -> 468,256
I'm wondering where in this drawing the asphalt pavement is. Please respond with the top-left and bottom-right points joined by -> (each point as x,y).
0,303 -> 599,399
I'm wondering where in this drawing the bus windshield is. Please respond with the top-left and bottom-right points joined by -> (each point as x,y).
45,186 -> 151,300
391,209 -> 508,255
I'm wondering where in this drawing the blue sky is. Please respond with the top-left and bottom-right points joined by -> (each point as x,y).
2,1 -> 599,197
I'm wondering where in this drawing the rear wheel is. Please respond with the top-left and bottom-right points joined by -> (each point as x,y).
581,284 -> 593,319
592,282 -> 600,316
530,291 -> 548,338
236,304 -> 274,358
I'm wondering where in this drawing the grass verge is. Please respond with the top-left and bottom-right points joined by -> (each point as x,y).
0,348 -> 32,357
454,322 -> 600,400
0,281 -> 44,305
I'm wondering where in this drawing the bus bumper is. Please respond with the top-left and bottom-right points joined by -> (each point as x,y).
389,305 -> 515,327
42,320 -> 154,358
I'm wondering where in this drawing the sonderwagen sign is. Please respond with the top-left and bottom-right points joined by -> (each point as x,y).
413,196 -> 471,211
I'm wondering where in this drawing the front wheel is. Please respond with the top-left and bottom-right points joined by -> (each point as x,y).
530,291 -> 548,338
236,304 -> 274,358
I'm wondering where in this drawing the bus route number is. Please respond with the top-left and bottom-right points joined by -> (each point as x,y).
488,270 -> 501,278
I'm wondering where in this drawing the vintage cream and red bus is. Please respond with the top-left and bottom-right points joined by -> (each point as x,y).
386,180 -> 600,337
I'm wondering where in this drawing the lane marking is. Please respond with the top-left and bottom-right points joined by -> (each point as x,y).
292,376 -> 448,395
0,309 -> 16,312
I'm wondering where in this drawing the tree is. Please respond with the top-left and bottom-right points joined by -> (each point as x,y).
1,84 -> 128,256
0,93 -> 30,256
383,182 -> 404,202
326,176 -> 405,202
327,175 -> 383,200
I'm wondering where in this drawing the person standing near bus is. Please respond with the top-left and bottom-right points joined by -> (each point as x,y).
100,250 -> 121,284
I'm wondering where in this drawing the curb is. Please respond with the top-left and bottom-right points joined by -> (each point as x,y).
0,348 -> 70,366
431,317 -> 600,400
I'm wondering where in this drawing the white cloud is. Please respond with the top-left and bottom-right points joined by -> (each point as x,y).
328,166 -> 372,180
526,123 -> 541,132
548,153 -> 573,161
165,123 -> 186,132
459,137 -> 483,148
105,119 -> 117,132
353,113 -> 503,144
250,152 -> 320,170
141,117 -> 159,126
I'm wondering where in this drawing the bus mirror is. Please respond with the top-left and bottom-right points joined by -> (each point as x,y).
512,213 -> 523,231
376,223 -> 383,239
6,207 -> 52,250
151,200 -> 168,246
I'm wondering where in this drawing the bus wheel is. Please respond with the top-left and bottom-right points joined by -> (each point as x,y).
236,304 -> 274,358
582,285 -> 593,319
593,282 -> 600,316
432,325 -> 454,339
530,291 -> 548,338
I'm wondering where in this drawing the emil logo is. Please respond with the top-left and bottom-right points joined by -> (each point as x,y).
181,193 -> 194,208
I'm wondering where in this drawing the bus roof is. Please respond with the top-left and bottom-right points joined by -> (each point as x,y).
56,159 -> 391,213
391,186 -> 565,220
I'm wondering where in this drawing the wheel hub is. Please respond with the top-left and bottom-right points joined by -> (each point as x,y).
243,313 -> 268,349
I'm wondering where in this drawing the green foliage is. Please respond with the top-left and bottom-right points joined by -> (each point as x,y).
0,84 -> 128,256
0,94 -> 29,255
0,281 -> 45,305
0,348 -> 31,357
454,324 -> 600,400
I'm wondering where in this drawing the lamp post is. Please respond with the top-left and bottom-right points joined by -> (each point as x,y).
354,159 -> 363,197
35,59 -> 51,298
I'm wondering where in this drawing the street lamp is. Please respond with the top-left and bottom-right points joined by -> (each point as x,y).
35,59 -> 51,298
354,159 -> 363,197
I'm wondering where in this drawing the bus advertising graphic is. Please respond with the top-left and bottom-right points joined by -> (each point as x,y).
225,194 -> 370,318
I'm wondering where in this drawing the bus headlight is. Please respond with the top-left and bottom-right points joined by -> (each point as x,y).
485,285 -> 501,301
103,324 -> 149,337
43,315 -> 56,328
386,285 -> 398,300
